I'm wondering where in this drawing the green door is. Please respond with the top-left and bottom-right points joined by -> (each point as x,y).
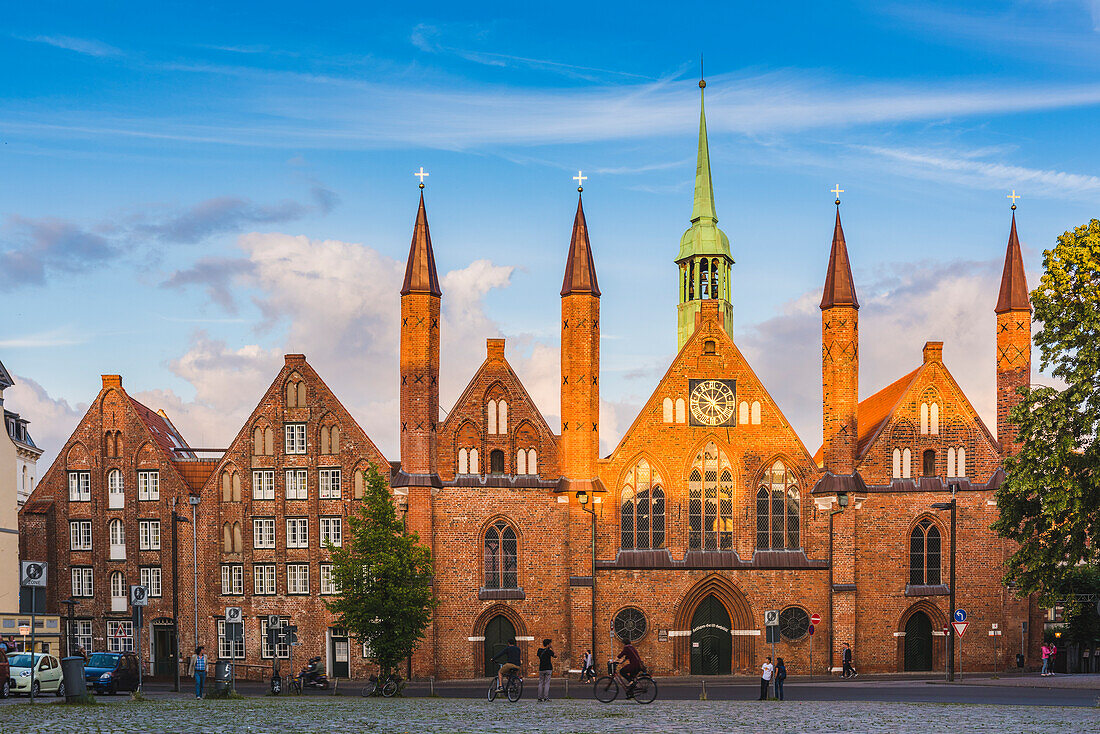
690,595 -> 732,675
483,615 -> 516,676
330,629 -> 350,678
904,611 -> 933,671
153,626 -> 176,677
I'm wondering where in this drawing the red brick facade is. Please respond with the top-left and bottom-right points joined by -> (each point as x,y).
20,189 -> 1042,681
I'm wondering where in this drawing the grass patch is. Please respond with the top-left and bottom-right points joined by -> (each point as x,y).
206,688 -> 246,700
62,692 -> 99,706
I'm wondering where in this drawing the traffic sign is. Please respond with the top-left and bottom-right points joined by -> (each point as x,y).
130,585 -> 149,606
20,561 -> 47,588
19,625 -> 30,636
808,624 -> 815,636
942,625 -> 949,636
764,610 -> 779,626
226,607 -> 243,623
952,621 -> 969,637
765,625 -> 781,643
810,613 -> 821,626
953,609 -> 967,623
267,615 -> 281,629
225,622 -> 244,643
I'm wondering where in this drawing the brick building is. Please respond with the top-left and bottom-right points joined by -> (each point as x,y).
20,82 -> 1042,680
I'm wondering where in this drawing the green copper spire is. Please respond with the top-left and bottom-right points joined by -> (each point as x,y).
676,78 -> 734,350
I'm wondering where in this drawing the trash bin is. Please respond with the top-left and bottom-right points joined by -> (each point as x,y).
213,660 -> 234,693
60,657 -> 88,701
1016,654 -> 1025,669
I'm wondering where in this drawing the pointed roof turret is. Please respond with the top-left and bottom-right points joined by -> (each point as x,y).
400,191 -> 442,297
995,208 -> 1030,313
820,205 -> 859,309
561,193 -> 600,297
677,79 -> 731,263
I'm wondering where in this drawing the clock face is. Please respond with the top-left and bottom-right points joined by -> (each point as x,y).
689,379 -> 736,426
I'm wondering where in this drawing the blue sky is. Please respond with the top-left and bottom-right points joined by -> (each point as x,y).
2,1 -> 1098,462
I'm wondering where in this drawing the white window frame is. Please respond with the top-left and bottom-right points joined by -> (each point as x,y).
70,520 -> 92,551
319,468 -> 341,499
140,567 -> 162,597
138,519 -> 162,550
107,469 -> 124,509
71,620 -> 93,654
261,616 -> 290,659
253,518 -> 276,549
252,470 -> 275,500
285,469 -> 308,500
320,517 -> 342,547
320,564 -> 338,595
109,519 -> 126,560
71,567 -> 93,597
287,564 -> 310,595
137,470 -> 160,501
253,564 -> 276,595
221,564 -> 243,595
106,620 -> 134,653
218,618 -> 244,660
284,424 -> 306,455
69,471 -> 91,501
286,518 -> 309,549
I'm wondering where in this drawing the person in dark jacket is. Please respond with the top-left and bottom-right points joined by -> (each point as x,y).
492,639 -> 522,691
841,642 -> 857,678
536,638 -> 556,701
775,657 -> 787,700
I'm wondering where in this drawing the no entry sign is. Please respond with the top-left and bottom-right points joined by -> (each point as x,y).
810,613 -> 821,626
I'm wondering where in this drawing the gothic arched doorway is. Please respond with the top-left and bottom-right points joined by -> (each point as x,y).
483,615 -> 516,676
690,595 -> 732,675
904,611 -> 933,671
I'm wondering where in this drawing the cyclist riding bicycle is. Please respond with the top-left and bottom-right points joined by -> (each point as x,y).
616,639 -> 644,695
492,638 -> 522,691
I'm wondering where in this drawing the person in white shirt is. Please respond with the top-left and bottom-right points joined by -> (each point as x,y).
759,656 -> 774,700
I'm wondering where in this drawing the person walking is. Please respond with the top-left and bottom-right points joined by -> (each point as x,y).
841,642 -> 857,678
759,656 -> 774,700
192,646 -> 207,699
536,638 -> 556,701
580,649 -> 594,681
775,657 -> 787,700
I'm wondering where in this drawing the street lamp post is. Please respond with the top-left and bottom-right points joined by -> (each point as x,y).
59,598 -> 79,659
577,491 -> 597,664
933,483 -> 958,682
189,495 -> 201,656
170,497 -> 185,692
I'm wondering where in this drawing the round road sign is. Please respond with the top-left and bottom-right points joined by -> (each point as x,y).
808,624 -> 815,636
810,613 -> 821,626
19,625 -> 30,636
942,625 -> 949,636
953,609 -> 967,623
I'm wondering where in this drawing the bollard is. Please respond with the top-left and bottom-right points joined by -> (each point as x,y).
700,679 -> 707,700
430,676 -> 434,696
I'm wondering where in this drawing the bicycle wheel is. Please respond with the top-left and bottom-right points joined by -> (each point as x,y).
506,676 -> 523,702
593,675 -> 618,703
290,678 -> 302,696
382,680 -> 398,697
362,680 -> 377,697
487,679 -> 498,702
632,675 -> 657,704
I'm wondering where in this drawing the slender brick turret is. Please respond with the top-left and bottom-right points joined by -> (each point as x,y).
995,208 -> 1031,456
820,205 -> 859,474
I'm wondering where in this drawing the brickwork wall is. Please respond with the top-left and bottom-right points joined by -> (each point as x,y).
996,310 -> 1032,455
400,293 -> 440,475
822,306 -> 858,474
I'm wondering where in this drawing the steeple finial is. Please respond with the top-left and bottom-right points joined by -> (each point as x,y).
995,201 -> 1030,313
400,190 -> 442,297
820,203 -> 859,310
561,193 -> 600,297
690,78 -> 717,223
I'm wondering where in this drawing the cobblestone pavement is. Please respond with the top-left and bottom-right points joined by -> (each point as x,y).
0,697 -> 1096,733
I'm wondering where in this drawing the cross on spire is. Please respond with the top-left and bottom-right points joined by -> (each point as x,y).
1007,189 -> 1020,210
414,166 -> 429,188
573,170 -> 587,192
831,184 -> 844,205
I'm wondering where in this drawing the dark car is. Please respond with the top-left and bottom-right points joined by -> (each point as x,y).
0,648 -> 9,698
85,651 -> 139,694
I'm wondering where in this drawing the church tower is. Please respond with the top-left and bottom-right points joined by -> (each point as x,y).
995,202 -> 1032,457
820,199 -> 859,474
676,79 -> 734,350
396,188 -> 442,487
560,190 -> 601,492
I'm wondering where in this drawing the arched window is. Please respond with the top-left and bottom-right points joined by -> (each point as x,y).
947,447 -> 956,478
107,469 -> 124,509
253,426 -> 264,456
469,448 -> 480,474
297,382 -> 306,407
751,401 -> 762,425
620,459 -> 665,550
711,259 -> 718,299
458,448 -> 469,475
892,448 -> 902,479
221,471 -> 233,502
498,400 -> 508,434
110,571 -> 125,599
675,398 -> 686,424
527,450 -> 537,475
930,403 -> 939,435
232,522 -> 243,553
920,403 -> 929,434
700,257 -> 710,297
739,401 -> 749,425
487,399 -> 497,434
109,519 -> 126,560
490,449 -> 505,474
286,381 -> 297,407
756,460 -> 800,550
922,449 -> 936,478
264,427 -> 274,455
321,426 -> 330,455
484,520 -> 518,590
910,519 -> 942,585
957,447 -> 966,477
354,469 -> 365,498
662,398 -> 673,423
516,449 -> 527,475
222,523 -> 232,552
688,261 -> 695,299
688,443 -> 735,550
902,448 -> 912,478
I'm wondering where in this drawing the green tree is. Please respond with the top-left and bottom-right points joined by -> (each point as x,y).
324,464 -> 436,674
994,219 -> 1100,599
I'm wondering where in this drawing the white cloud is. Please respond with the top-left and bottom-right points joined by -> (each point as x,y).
20,35 -> 121,57
4,376 -> 86,469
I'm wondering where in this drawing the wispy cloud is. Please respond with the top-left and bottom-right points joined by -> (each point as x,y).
161,257 -> 257,312
18,34 -> 121,57
0,328 -> 87,348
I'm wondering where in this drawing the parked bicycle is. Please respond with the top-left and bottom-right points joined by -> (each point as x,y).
362,671 -> 402,697
593,661 -> 657,704
487,663 -> 524,702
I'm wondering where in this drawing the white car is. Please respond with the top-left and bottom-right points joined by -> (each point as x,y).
8,653 -> 65,697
